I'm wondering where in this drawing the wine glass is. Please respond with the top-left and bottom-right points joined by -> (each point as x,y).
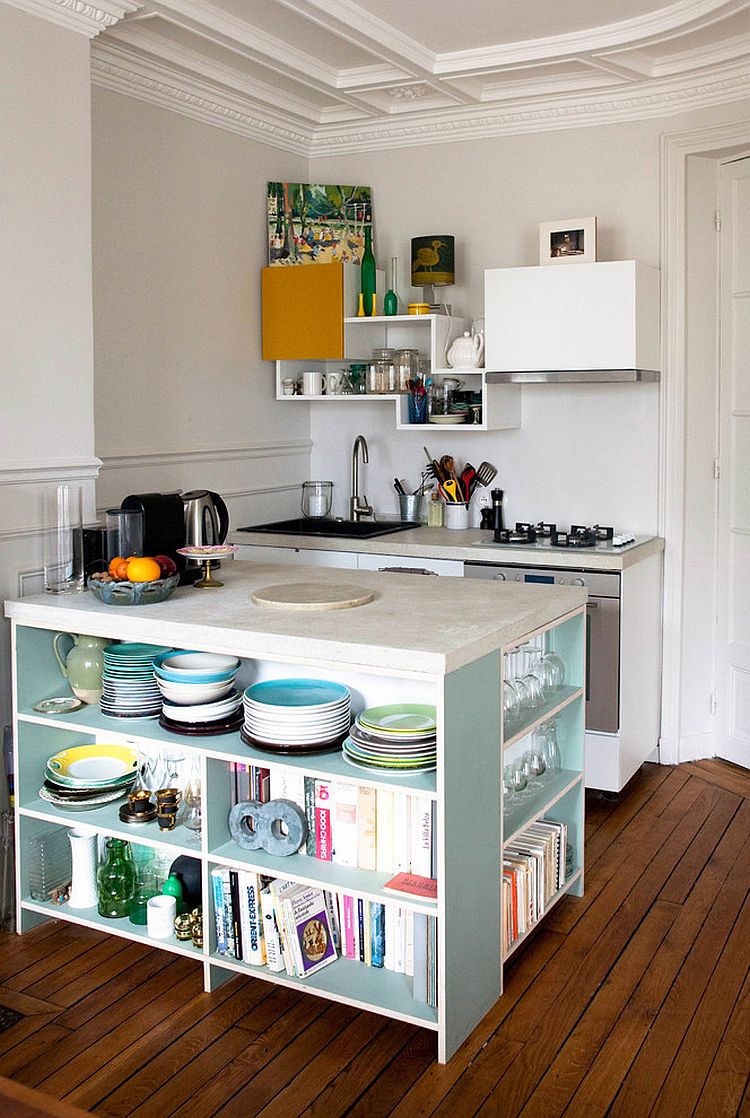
522,748 -> 546,787
504,762 -> 528,801
182,778 -> 202,843
541,649 -> 565,690
535,721 -> 562,774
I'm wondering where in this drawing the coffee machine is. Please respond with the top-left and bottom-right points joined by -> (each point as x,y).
121,492 -> 193,583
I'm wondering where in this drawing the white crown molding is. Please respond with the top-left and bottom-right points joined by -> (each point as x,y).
0,457 -> 102,484
2,0 -> 138,37
92,38 -> 750,155
97,441 -> 312,470
91,45 -> 313,154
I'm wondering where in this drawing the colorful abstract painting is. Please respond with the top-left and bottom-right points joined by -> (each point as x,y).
267,183 -> 372,266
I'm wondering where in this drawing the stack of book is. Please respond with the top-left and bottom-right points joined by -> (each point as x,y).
211,866 -> 437,1005
229,763 -> 435,878
502,818 -> 568,953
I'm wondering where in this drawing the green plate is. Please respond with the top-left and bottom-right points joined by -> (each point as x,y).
358,704 -> 437,734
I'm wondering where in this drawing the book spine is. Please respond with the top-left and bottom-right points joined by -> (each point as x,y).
270,770 -> 307,858
393,906 -> 406,974
222,871 -> 236,959
343,894 -> 355,959
376,789 -> 394,874
363,899 -> 372,967
324,889 -> 340,951
332,782 -> 358,867
259,884 -> 284,972
314,779 -> 333,862
393,793 -> 411,874
211,867 -> 227,955
304,777 -> 316,856
412,912 -> 428,1003
371,903 -> 385,968
411,796 -> 433,878
229,869 -> 243,961
241,871 -> 266,965
357,785 -> 377,871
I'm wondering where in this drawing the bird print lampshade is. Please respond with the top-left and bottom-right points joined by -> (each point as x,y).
411,235 -> 455,287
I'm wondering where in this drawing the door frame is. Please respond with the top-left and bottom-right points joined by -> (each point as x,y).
660,119 -> 750,765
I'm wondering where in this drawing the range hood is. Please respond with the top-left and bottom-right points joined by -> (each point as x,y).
486,367 -> 660,384
483,260 -> 661,386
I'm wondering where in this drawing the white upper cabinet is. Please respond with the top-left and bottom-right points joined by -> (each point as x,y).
484,261 -> 660,383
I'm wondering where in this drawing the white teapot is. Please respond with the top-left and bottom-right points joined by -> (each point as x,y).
447,330 -> 484,370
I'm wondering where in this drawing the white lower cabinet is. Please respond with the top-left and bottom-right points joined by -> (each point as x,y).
9,597 -> 583,1063
233,545 -> 358,568
355,553 -> 463,576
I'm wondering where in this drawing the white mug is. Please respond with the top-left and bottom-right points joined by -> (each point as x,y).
147,894 -> 177,939
302,370 -> 323,396
324,371 -> 343,395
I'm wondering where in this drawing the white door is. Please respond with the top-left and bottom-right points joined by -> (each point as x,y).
715,155 -> 750,767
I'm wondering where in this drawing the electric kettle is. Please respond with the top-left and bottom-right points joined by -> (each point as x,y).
182,490 -> 230,549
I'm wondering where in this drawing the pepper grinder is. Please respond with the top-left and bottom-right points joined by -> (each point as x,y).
491,488 -> 504,533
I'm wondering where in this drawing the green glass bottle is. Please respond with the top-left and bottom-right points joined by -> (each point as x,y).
162,872 -> 184,916
383,255 -> 399,316
361,226 -> 376,317
97,838 -> 136,919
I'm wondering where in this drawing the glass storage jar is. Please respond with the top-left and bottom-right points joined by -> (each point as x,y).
367,360 -> 394,394
395,348 -> 419,392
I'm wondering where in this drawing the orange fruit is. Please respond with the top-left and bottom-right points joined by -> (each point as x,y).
112,558 -> 130,581
126,556 -> 162,583
108,555 -> 125,577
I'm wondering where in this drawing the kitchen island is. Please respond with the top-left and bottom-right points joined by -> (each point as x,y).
6,564 -> 585,1062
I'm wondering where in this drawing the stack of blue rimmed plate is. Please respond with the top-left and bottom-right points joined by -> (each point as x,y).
100,643 -> 173,720
241,678 -> 351,754
154,651 -> 242,734
40,743 -> 139,810
343,703 -> 437,773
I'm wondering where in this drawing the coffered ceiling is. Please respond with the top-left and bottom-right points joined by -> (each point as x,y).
15,0 -> 750,153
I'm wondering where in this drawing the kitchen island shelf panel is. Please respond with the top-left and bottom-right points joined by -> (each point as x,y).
503,771 -> 583,845
19,898 -> 205,960
206,950 -> 439,1029
207,846 -> 438,914
503,869 -> 583,962
7,568 -> 585,1063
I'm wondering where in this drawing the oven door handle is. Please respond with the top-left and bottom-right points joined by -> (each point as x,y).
586,600 -> 598,608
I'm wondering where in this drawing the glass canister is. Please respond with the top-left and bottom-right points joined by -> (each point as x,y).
372,348 -> 396,393
366,360 -> 393,394
395,348 -> 419,393
97,838 -> 136,919
28,828 -> 72,902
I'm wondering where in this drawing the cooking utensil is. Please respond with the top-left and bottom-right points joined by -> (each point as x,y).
461,465 -> 476,499
442,479 -> 461,502
423,446 -> 448,483
475,461 -> 497,487
440,455 -> 457,482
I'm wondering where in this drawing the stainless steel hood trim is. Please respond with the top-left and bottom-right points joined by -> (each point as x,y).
485,368 -> 660,384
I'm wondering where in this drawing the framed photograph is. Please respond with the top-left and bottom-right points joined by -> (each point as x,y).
539,217 -> 597,265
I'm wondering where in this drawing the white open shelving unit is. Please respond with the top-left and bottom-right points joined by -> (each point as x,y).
274,313 -> 521,432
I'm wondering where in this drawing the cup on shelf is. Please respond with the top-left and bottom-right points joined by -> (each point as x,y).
302,369 -> 323,395
147,894 -> 177,939
324,370 -> 344,395
281,378 -> 296,396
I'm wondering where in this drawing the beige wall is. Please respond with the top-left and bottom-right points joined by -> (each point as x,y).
91,89 -> 312,528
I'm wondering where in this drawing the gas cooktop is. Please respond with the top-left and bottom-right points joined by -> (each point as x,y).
486,522 -> 638,551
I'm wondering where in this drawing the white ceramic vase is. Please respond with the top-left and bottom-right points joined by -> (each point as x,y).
68,828 -> 99,909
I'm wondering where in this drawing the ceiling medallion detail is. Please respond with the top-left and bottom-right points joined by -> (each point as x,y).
388,85 -> 429,102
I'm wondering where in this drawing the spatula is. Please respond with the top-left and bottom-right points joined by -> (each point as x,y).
475,461 -> 497,487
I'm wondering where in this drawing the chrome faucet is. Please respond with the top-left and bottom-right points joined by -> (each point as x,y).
350,434 -> 373,521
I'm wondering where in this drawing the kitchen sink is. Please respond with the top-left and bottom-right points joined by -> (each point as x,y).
237,518 -> 419,540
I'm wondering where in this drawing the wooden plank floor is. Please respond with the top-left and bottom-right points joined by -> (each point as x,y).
0,760 -> 748,1117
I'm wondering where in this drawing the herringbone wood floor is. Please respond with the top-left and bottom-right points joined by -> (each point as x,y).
0,759 -> 748,1117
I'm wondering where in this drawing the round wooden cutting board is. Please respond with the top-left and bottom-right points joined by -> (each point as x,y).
251,582 -> 375,611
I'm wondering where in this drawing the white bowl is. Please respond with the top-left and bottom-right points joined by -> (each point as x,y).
162,693 -> 241,722
156,679 -> 235,704
160,652 -> 240,675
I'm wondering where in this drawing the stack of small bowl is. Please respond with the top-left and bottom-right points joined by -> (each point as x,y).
154,651 -> 242,735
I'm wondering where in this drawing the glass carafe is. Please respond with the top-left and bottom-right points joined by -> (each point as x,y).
97,838 -> 136,919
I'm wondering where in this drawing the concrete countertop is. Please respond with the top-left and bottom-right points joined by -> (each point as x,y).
5,563 -> 585,676
229,524 -> 664,572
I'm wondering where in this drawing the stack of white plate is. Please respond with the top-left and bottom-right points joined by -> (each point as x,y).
153,651 -> 241,733
100,643 -> 173,720
241,678 -> 351,755
343,704 -> 437,773
40,743 -> 139,810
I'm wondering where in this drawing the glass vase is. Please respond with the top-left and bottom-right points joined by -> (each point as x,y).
384,255 -> 399,316
97,838 -> 136,919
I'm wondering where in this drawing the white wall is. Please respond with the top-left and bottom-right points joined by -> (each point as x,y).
0,4 -> 99,723
91,89 -> 312,529
306,107 -> 747,534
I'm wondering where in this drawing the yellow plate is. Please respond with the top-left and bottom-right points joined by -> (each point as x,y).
47,743 -> 139,783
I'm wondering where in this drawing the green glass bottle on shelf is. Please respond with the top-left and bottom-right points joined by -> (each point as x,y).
383,255 -> 399,316
97,838 -> 136,919
361,225 -> 376,317
162,872 -> 184,915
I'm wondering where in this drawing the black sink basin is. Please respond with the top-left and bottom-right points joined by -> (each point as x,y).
237,518 -> 419,540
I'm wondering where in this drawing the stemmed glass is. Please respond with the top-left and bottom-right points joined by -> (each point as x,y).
521,748 -> 546,787
504,762 -> 528,802
535,721 -> 562,774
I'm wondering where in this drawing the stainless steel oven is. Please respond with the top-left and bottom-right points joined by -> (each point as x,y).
464,562 -> 621,733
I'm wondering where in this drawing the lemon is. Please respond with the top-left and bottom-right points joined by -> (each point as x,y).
126,556 -> 162,583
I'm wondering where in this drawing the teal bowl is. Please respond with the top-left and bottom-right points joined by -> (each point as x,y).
86,573 -> 179,606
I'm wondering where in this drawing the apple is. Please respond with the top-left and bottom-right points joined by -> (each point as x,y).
154,554 -> 178,577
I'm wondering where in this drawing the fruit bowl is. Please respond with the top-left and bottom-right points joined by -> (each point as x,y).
86,572 -> 180,607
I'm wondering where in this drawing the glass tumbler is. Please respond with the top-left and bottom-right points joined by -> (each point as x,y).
105,507 -> 144,562
42,483 -> 84,593
300,481 -> 333,519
